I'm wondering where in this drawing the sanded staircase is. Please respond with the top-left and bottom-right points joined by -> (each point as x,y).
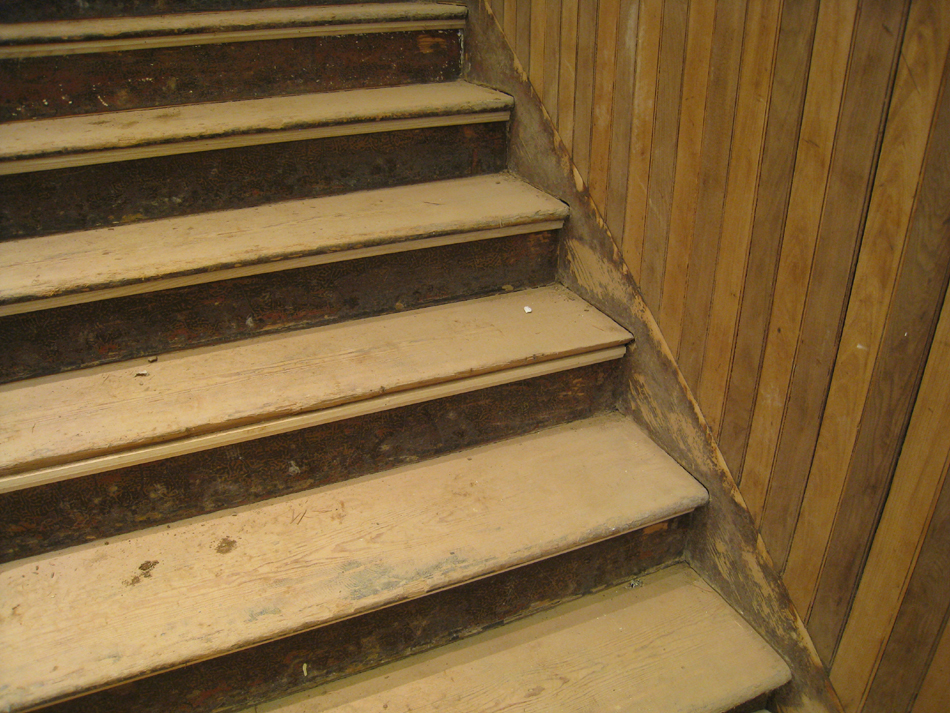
0,3 -> 790,712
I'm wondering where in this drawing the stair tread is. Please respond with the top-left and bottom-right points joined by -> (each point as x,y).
0,174 -> 568,314
0,286 -> 630,478
0,81 -> 512,166
257,564 -> 789,713
0,3 -> 467,45
0,415 -> 708,712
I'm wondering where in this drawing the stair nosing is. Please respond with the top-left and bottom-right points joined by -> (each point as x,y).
0,415 -> 708,712
0,3 -> 469,49
0,174 -> 568,315
0,82 -> 513,174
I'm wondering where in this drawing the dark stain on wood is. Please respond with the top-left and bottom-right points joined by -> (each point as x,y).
0,362 -> 618,563
0,31 -> 462,121
0,122 -> 508,240
38,519 -> 689,713
0,232 -> 557,383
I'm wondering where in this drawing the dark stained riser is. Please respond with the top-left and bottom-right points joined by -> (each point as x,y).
0,361 -> 619,563
0,122 -> 508,239
0,30 -> 462,121
0,0 -> 415,23
0,231 -> 557,383
37,519 -> 688,713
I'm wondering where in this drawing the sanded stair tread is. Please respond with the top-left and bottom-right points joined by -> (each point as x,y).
258,565 -> 790,713
0,82 -> 512,166
0,286 -> 630,478
0,174 -> 568,313
0,415 -> 709,712
0,3 -> 467,45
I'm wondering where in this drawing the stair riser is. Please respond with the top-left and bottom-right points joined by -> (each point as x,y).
0,361 -> 618,563
0,122 -> 508,240
1,30 -> 462,121
0,231 -> 557,383
38,519 -> 689,713
0,0 -> 414,23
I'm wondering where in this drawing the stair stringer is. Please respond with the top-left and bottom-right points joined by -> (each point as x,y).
460,2 -> 841,712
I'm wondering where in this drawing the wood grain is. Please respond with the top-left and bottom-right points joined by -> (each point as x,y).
0,416 -> 707,712
586,0 -> 621,209
556,0 -> 578,150
256,566 -> 789,713
569,0 -> 598,180
912,618 -> 950,713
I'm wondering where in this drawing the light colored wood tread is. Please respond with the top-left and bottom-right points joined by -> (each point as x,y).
0,82 -> 512,174
0,286 -> 630,479
0,416 -> 709,712
0,174 -> 567,316
256,565 -> 789,713
0,3 -> 467,47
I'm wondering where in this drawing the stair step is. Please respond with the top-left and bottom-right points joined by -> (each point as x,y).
0,4 -> 467,47
0,415 -> 708,712
0,82 -> 511,174
0,174 -> 567,316
252,565 -> 789,713
0,4 -> 466,121
0,286 -> 630,490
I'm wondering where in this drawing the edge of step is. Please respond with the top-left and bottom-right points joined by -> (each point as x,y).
0,286 -> 630,491
0,81 -> 512,174
255,564 -> 790,713
0,3 -> 468,50
0,174 -> 568,315
0,415 -> 709,713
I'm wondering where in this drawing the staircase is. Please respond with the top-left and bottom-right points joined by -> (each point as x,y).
0,3 -> 792,711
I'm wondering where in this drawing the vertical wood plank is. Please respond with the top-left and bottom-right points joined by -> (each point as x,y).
504,0 -> 518,48
784,0 -> 950,638
516,0 -> 532,75
620,0 -> 663,282
656,0 -> 716,355
491,0 -> 505,29
530,0 -> 547,94
587,0 -> 622,209
571,0 -> 600,182
760,0 -> 911,572
557,0 -> 579,150
696,0 -> 783,433
675,0 -> 746,391
542,0 -> 562,122
604,0 -> 640,239
717,0 -> 821,477
737,0 -> 860,524
912,619 -> 950,713
638,0 -> 689,317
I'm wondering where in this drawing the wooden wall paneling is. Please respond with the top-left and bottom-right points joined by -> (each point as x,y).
620,0 -> 663,283
717,0 -> 820,479
737,0 -> 860,524
516,0 -> 531,74
587,0 -> 622,209
656,0 -> 716,355
760,0 -> 911,572
674,0 -> 746,391
696,0 -> 782,433
638,0 -> 688,317
785,0 -> 950,647
860,471 -> 950,713
570,0 -> 599,182
556,0 -> 578,151
603,0 -> 639,239
491,0 -> 504,28
831,158 -> 950,706
541,0 -> 561,122
912,618 -> 950,713
504,0 -> 518,50
529,0 -> 547,92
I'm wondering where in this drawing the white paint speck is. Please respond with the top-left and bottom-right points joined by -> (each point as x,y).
524,306 -> 532,314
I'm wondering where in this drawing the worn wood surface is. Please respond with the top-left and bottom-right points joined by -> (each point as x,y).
0,30 -> 462,121
466,3 -> 840,710
0,361 -> 617,563
0,121 -> 508,239
41,518 -> 689,713
255,566 -> 789,713
0,174 -> 566,311
0,415 -> 707,712
0,286 -> 630,479
0,231 -> 558,383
